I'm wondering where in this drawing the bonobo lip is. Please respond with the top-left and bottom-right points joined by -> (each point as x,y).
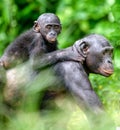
48,38 -> 56,43
50,38 -> 56,42
102,69 -> 114,76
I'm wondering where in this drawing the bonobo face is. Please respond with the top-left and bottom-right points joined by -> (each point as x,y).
33,13 -> 62,43
43,23 -> 61,43
84,34 -> 114,77
74,34 -> 114,77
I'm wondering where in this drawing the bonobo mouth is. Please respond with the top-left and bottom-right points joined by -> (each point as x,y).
101,69 -> 114,76
50,38 -> 56,42
47,36 -> 56,43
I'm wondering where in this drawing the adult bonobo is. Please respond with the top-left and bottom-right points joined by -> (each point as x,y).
54,34 -> 114,107
0,13 -> 81,69
53,34 -> 114,130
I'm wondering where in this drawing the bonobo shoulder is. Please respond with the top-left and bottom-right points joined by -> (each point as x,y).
4,29 -> 40,52
54,61 -> 83,75
1,29 -> 34,59
17,29 -> 38,40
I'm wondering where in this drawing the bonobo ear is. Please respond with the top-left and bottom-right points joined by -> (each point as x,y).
74,40 -> 89,58
33,21 -> 40,32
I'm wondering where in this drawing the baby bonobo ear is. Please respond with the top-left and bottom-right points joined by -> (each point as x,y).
33,21 -> 40,33
73,40 -> 89,62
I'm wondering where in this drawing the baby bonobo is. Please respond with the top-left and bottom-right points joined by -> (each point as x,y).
0,13 -> 83,109
0,13 -> 82,70
0,13 -> 82,91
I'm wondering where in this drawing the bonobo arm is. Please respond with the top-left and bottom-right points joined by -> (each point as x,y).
54,61 -> 103,113
54,61 -> 115,130
30,46 -> 84,70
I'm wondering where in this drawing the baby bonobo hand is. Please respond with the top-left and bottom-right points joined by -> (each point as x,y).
69,39 -> 89,63
66,46 -> 85,63
58,39 -> 90,64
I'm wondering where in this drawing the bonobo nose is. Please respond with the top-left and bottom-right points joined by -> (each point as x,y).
50,33 -> 57,38
51,33 -> 56,36
107,59 -> 112,64
108,60 -> 112,64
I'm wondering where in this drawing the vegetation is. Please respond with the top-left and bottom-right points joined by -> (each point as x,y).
0,0 -> 120,129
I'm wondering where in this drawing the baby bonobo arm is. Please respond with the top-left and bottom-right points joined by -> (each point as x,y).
30,46 -> 84,70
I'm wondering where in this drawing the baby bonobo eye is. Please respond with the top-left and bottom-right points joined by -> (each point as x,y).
54,25 -> 60,30
46,25 -> 52,30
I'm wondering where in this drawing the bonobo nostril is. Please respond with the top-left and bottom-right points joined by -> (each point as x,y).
108,60 -> 112,64
51,33 -> 56,36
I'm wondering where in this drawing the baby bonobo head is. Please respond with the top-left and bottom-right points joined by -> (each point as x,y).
33,13 -> 62,43
73,34 -> 114,77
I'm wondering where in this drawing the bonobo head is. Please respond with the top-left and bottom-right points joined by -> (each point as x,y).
74,34 -> 114,77
33,13 -> 62,43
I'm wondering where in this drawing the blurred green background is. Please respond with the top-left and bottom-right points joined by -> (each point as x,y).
0,0 -> 120,130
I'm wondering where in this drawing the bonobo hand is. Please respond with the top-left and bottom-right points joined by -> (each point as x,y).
70,46 -> 85,63
68,39 -> 90,63
60,46 -> 85,63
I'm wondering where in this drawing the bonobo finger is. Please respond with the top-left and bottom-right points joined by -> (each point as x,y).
78,56 -> 85,63
72,56 -> 85,63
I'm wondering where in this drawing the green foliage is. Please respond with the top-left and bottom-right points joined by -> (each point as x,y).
56,0 -> 120,48
0,0 -> 120,129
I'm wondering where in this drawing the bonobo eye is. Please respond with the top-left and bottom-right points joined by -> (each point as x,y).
102,47 -> 113,58
46,25 -> 52,30
54,25 -> 60,30
102,49 -> 108,55
109,50 -> 114,58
